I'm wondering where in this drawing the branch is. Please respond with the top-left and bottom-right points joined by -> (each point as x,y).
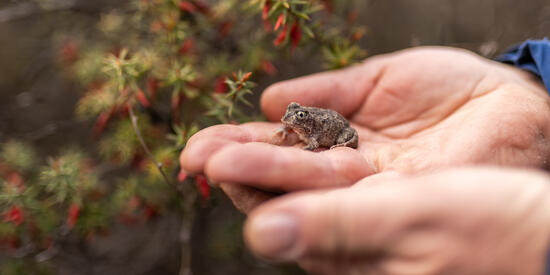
128,104 -> 184,196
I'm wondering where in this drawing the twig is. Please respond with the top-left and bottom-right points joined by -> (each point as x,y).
178,194 -> 197,275
128,104 -> 184,196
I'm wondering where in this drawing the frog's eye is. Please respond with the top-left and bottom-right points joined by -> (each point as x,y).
296,111 -> 306,119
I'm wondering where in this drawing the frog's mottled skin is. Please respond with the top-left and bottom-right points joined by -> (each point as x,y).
277,102 -> 358,150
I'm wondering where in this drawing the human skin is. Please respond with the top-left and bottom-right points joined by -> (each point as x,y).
244,167 -> 550,275
180,46 -> 550,213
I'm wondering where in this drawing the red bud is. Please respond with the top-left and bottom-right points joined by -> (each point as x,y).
274,13 -> 284,31
273,25 -> 288,46
241,72 -> 253,82
60,40 -> 79,65
179,1 -> 197,13
178,38 -> 195,55
178,170 -> 188,182
214,76 -> 228,94
136,90 -> 151,108
194,175 -> 210,200
93,109 -> 114,137
290,22 -> 302,50
262,0 -> 271,20
67,203 -> 81,229
261,60 -> 277,75
3,205 -> 24,226
146,77 -> 158,100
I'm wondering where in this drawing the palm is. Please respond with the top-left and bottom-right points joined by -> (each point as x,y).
180,47 -> 550,211
347,48 -> 549,172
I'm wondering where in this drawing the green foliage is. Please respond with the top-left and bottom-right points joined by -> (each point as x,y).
0,140 -> 35,172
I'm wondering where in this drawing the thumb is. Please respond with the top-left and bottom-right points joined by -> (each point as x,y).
243,181 -> 421,261
260,56 -> 387,121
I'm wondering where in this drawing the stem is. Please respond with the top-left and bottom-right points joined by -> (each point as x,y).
179,191 -> 197,275
128,104 -> 184,196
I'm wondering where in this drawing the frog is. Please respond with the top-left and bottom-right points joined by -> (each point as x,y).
275,102 -> 358,150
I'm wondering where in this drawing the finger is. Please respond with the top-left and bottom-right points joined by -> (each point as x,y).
260,57 -> 387,121
219,183 -> 278,214
205,142 -> 374,191
180,122 -> 281,174
243,179 -> 425,261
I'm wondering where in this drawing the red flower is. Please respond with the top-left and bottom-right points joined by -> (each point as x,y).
194,175 -> 210,200
67,203 -> 81,229
3,205 -> 24,226
274,13 -> 284,31
136,90 -> 151,108
214,76 -> 228,94
273,25 -> 288,46
179,1 -> 197,13
178,170 -> 188,182
290,22 -> 302,50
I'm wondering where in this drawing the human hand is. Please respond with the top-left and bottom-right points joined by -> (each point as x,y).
244,167 -> 550,275
180,47 -> 550,212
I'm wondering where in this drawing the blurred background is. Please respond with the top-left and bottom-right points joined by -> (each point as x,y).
0,0 -> 549,274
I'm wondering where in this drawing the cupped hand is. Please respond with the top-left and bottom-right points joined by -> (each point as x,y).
244,167 -> 550,275
180,47 -> 550,212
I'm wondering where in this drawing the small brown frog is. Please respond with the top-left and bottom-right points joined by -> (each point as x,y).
275,102 -> 358,150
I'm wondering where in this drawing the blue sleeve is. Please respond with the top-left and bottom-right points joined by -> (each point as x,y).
496,38 -> 550,92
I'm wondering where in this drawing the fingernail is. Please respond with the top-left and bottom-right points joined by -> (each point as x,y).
247,213 -> 298,260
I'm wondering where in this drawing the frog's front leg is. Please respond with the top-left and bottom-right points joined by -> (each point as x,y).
303,137 -> 320,151
274,125 -> 291,141
331,127 -> 358,149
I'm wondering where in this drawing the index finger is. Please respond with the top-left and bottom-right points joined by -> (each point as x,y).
180,122 -> 283,174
